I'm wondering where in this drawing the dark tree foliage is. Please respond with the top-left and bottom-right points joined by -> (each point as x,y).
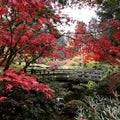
96,0 -> 120,21
95,0 -> 120,46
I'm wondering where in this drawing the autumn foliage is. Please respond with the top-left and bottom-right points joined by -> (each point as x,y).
0,68 -> 54,100
68,20 -> 120,63
0,0 -> 63,71
0,0 -> 64,101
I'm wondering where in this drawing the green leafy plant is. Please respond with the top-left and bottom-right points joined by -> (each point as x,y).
62,100 -> 87,118
0,87 -> 57,120
86,81 -> 97,90
75,95 -> 120,120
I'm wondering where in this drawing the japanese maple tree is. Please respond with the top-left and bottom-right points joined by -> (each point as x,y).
67,9 -> 120,92
0,0 -> 68,102
67,19 -> 120,64
0,0 -> 61,71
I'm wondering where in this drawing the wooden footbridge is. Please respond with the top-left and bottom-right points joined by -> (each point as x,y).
28,67 -> 104,83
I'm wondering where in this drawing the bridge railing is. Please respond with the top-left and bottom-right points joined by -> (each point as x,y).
70,70 -> 103,81
27,68 -> 104,82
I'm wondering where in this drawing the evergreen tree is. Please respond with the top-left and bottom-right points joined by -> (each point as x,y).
96,0 -> 120,21
95,0 -> 120,46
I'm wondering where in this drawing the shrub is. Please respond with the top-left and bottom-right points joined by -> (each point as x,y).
75,95 -> 120,120
0,87 -> 56,120
62,100 -> 86,118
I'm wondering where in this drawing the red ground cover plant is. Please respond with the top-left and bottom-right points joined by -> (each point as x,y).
0,68 -> 54,100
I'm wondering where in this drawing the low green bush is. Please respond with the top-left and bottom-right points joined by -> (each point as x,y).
0,87 -> 57,120
62,100 -> 86,118
75,95 -> 120,120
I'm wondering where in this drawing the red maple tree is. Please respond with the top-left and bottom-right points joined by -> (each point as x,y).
0,0 -> 67,101
68,20 -> 120,64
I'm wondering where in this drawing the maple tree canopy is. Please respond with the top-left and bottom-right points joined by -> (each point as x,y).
0,0 -> 66,101
72,20 -> 120,63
